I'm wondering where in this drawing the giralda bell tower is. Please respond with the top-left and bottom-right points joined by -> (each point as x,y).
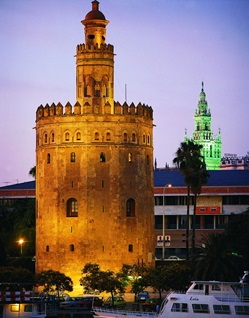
35,1 -> 155,292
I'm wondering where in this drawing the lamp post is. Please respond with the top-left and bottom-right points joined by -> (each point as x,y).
18,239 -> 24,254
162,184 -> 172,260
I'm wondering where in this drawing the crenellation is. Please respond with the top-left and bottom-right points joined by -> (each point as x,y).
36,101 -> 153,120
77,43 -> 114,54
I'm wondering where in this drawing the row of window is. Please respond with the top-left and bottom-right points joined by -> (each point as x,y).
154,195 -> 249,206
45,244 -> 134,253
42,131 -> 151,145
47,152 -> 150,164
67,198 -> 135,217
171,302 -> 249,315
155,215 -> 227,230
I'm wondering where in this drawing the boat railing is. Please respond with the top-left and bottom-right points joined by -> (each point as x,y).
93,307 -> 157,317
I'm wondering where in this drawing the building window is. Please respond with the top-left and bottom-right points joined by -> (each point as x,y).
100,152 -> 106,162
67,198 -> 78,217
95,132 -> 99,140
143,134 -> 146,143
46,245 -> 49,252
70,244 -> 74,252
51,133 -> 55,142
47,153 -> 51,164
132,133 -> 136,142
128,153 -> 133,162
126,198 -> 135,217
71,152 -> 76,162
128,244 -> 133,252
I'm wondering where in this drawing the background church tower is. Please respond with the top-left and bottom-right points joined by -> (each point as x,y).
35,1 -> 155,292
185,82 -> 222,170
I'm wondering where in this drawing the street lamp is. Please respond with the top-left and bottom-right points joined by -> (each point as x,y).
18,238 -> 24,254
162,184 -> 172,260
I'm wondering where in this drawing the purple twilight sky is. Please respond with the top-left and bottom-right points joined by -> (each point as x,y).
0,0 -> 249,184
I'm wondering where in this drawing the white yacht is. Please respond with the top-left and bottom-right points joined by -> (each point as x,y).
93,271 -> 249,318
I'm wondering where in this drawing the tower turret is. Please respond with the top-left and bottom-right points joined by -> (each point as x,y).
185,82 -> 222,170
76,0 -> 114,113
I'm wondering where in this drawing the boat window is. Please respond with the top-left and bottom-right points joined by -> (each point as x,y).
212,284 -> 221,291
193,283 -> 203,290
192,304 -> 209,313
24,305 -> 33,312
213,305 -> 230,314
171,303 -> 188,312
235,306 -> 249,315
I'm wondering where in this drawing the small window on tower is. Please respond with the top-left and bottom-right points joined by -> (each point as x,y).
71,152 -> 76,162
128,244 -> 133,252
46,245 -> 49,252
70,244 -> 74,252
128,153 -> 133,162
44,133 -> 48,144
100,152 -> 106,162
132,133 -> 136,142
47,153 -> 51,164
51,133 -> 55,142
88,34 -> 95,40
126,198 -> 135,217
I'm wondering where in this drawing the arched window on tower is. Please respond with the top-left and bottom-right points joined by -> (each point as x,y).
71,152 -> 76,162
76,132 -> 81,140
51,132 -> 55,142
65,132 -> 70,141
197,123 -> 200,131
100,152 -> 106,162
126,198 -> 135,217
95,132 -> 100,141
44,133 -> 48,144
123,133 -> 128,142
128,153 -> 133,162
132,133 -> 136,142
47,153 -> 51,164
67,198 -> 78,217
106,132 -> 111,141
210,145 -> 213,157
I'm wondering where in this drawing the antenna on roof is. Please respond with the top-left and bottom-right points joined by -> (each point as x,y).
125,84 -> 127,102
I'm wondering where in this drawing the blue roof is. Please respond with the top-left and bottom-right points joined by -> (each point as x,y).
1,170 -> 249,191
154,170 -> 249,187
0,181 -> 35,190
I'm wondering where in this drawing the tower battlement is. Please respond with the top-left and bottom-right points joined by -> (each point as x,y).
36,101 -> 153,121
77,43 -> 114,53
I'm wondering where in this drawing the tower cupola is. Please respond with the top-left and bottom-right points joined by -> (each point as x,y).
82,0 -> 109,46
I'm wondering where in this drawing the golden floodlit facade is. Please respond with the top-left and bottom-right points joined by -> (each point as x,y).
35,1 -> 155,292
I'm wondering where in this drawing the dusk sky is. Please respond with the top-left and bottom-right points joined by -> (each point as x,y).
1,0 -> 249,185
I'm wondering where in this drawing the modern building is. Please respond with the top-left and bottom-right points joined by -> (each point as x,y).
185,82 -> 222,170
154,169 -> 249,259
35,0 -> 154,292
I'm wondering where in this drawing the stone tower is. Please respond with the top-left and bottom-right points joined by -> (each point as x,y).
185,82 -> 222,170
35,1 -> 155,292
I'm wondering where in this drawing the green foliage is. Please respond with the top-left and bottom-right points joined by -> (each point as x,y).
0,198 -> 36,257
34,270 -> 73,294
80,263 -> 125,305
0,267 -> 34,290
29,166 -> 36,179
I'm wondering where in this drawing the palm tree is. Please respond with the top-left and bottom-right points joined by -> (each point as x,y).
173,140 -> 208,260
194,233 -> 240,281
29,166 -> 36,179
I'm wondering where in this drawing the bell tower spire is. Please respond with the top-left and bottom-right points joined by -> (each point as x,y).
76,1 -> 114,113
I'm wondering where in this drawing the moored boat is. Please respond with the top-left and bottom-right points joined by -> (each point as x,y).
92,271 -> 249,318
